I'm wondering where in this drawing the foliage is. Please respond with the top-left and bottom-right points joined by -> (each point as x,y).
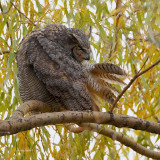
0,0 -> 160,159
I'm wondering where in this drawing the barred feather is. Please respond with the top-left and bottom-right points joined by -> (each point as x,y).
93,63 -> 128,76
82,61 -> 127,86
82,60 -> 128,76
95,78 -> 120,95
87,85 -> 118,107
82,60 -> 128,107
87,75 -> 120,96
86,74 -> 119,107
87,75 -> 101,91
97,73 -> 127,86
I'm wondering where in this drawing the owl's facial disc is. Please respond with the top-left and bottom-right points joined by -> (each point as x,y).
72,46 -> 90,62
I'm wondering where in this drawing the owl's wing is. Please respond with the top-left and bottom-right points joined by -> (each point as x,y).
25,34 -> 96,111
82,60 -> 128,108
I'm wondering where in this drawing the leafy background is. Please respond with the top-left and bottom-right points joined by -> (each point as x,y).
0,0 -> 160,159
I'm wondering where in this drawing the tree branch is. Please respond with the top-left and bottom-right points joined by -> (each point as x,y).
127,33 -> 160,45
80,123 -> 160,159
1,100 -> 160,158
65,124 -> 86,133
110,58 -> 160,112
10,100 -> 52,119
1,111 -> 160,136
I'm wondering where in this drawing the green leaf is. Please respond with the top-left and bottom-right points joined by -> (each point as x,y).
35,0 -> 42,15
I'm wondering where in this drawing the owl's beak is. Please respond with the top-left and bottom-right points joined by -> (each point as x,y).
84,54 -> 90,60
84,49 -> 90,61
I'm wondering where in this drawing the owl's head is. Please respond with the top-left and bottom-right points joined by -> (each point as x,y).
68,28 -> 91,63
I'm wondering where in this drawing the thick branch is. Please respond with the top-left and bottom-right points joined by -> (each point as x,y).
65,124 -> 86,133
1,99 -> 160,159
10,100 -> 52,119
80,123 -> 160,159
110,58 -> 160,112
0,111 -> 160,136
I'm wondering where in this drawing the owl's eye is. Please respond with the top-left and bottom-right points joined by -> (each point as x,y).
76,46 -> 83,50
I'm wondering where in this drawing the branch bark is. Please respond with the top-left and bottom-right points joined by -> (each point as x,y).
10,100 -> 52,119
1,100 -> 160,159
1,111 -> 160,136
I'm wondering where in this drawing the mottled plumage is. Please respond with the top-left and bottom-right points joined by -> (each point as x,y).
16,24 -> 128,111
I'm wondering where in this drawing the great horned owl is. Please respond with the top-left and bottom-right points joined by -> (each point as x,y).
16,24 -> 127,111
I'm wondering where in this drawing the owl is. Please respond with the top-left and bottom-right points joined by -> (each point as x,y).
16,24 -> 127,112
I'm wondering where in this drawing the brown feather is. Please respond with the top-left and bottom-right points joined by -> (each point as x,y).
82,61 -> 128,76
82,60 -> 128,108
87,85 -> 119,108
82,60 -> 128,86
92,63 -> 128,76
86,75 -> 119,107
87,75 -> 120,95
96,73 -> 127,86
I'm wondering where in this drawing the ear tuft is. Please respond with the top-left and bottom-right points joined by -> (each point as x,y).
85,26 -> 91,38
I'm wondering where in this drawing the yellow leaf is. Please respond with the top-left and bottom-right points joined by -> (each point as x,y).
7,146 -> 16,160
23,0 -> 29,16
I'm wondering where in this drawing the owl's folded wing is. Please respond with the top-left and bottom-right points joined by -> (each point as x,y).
25,34 -> 97,111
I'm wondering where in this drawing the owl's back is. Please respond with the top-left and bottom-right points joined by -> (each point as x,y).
16,24 -> 97,111
16,33 -> 61,111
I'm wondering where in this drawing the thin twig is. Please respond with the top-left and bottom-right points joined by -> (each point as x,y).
127,33 -> 160,45
138,56 -> 149,73
0,51 -> 10,55
10,1 -> 39,28
110,58 -> 160,112
155,116 -> 160,123
1,2 -> 12,14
